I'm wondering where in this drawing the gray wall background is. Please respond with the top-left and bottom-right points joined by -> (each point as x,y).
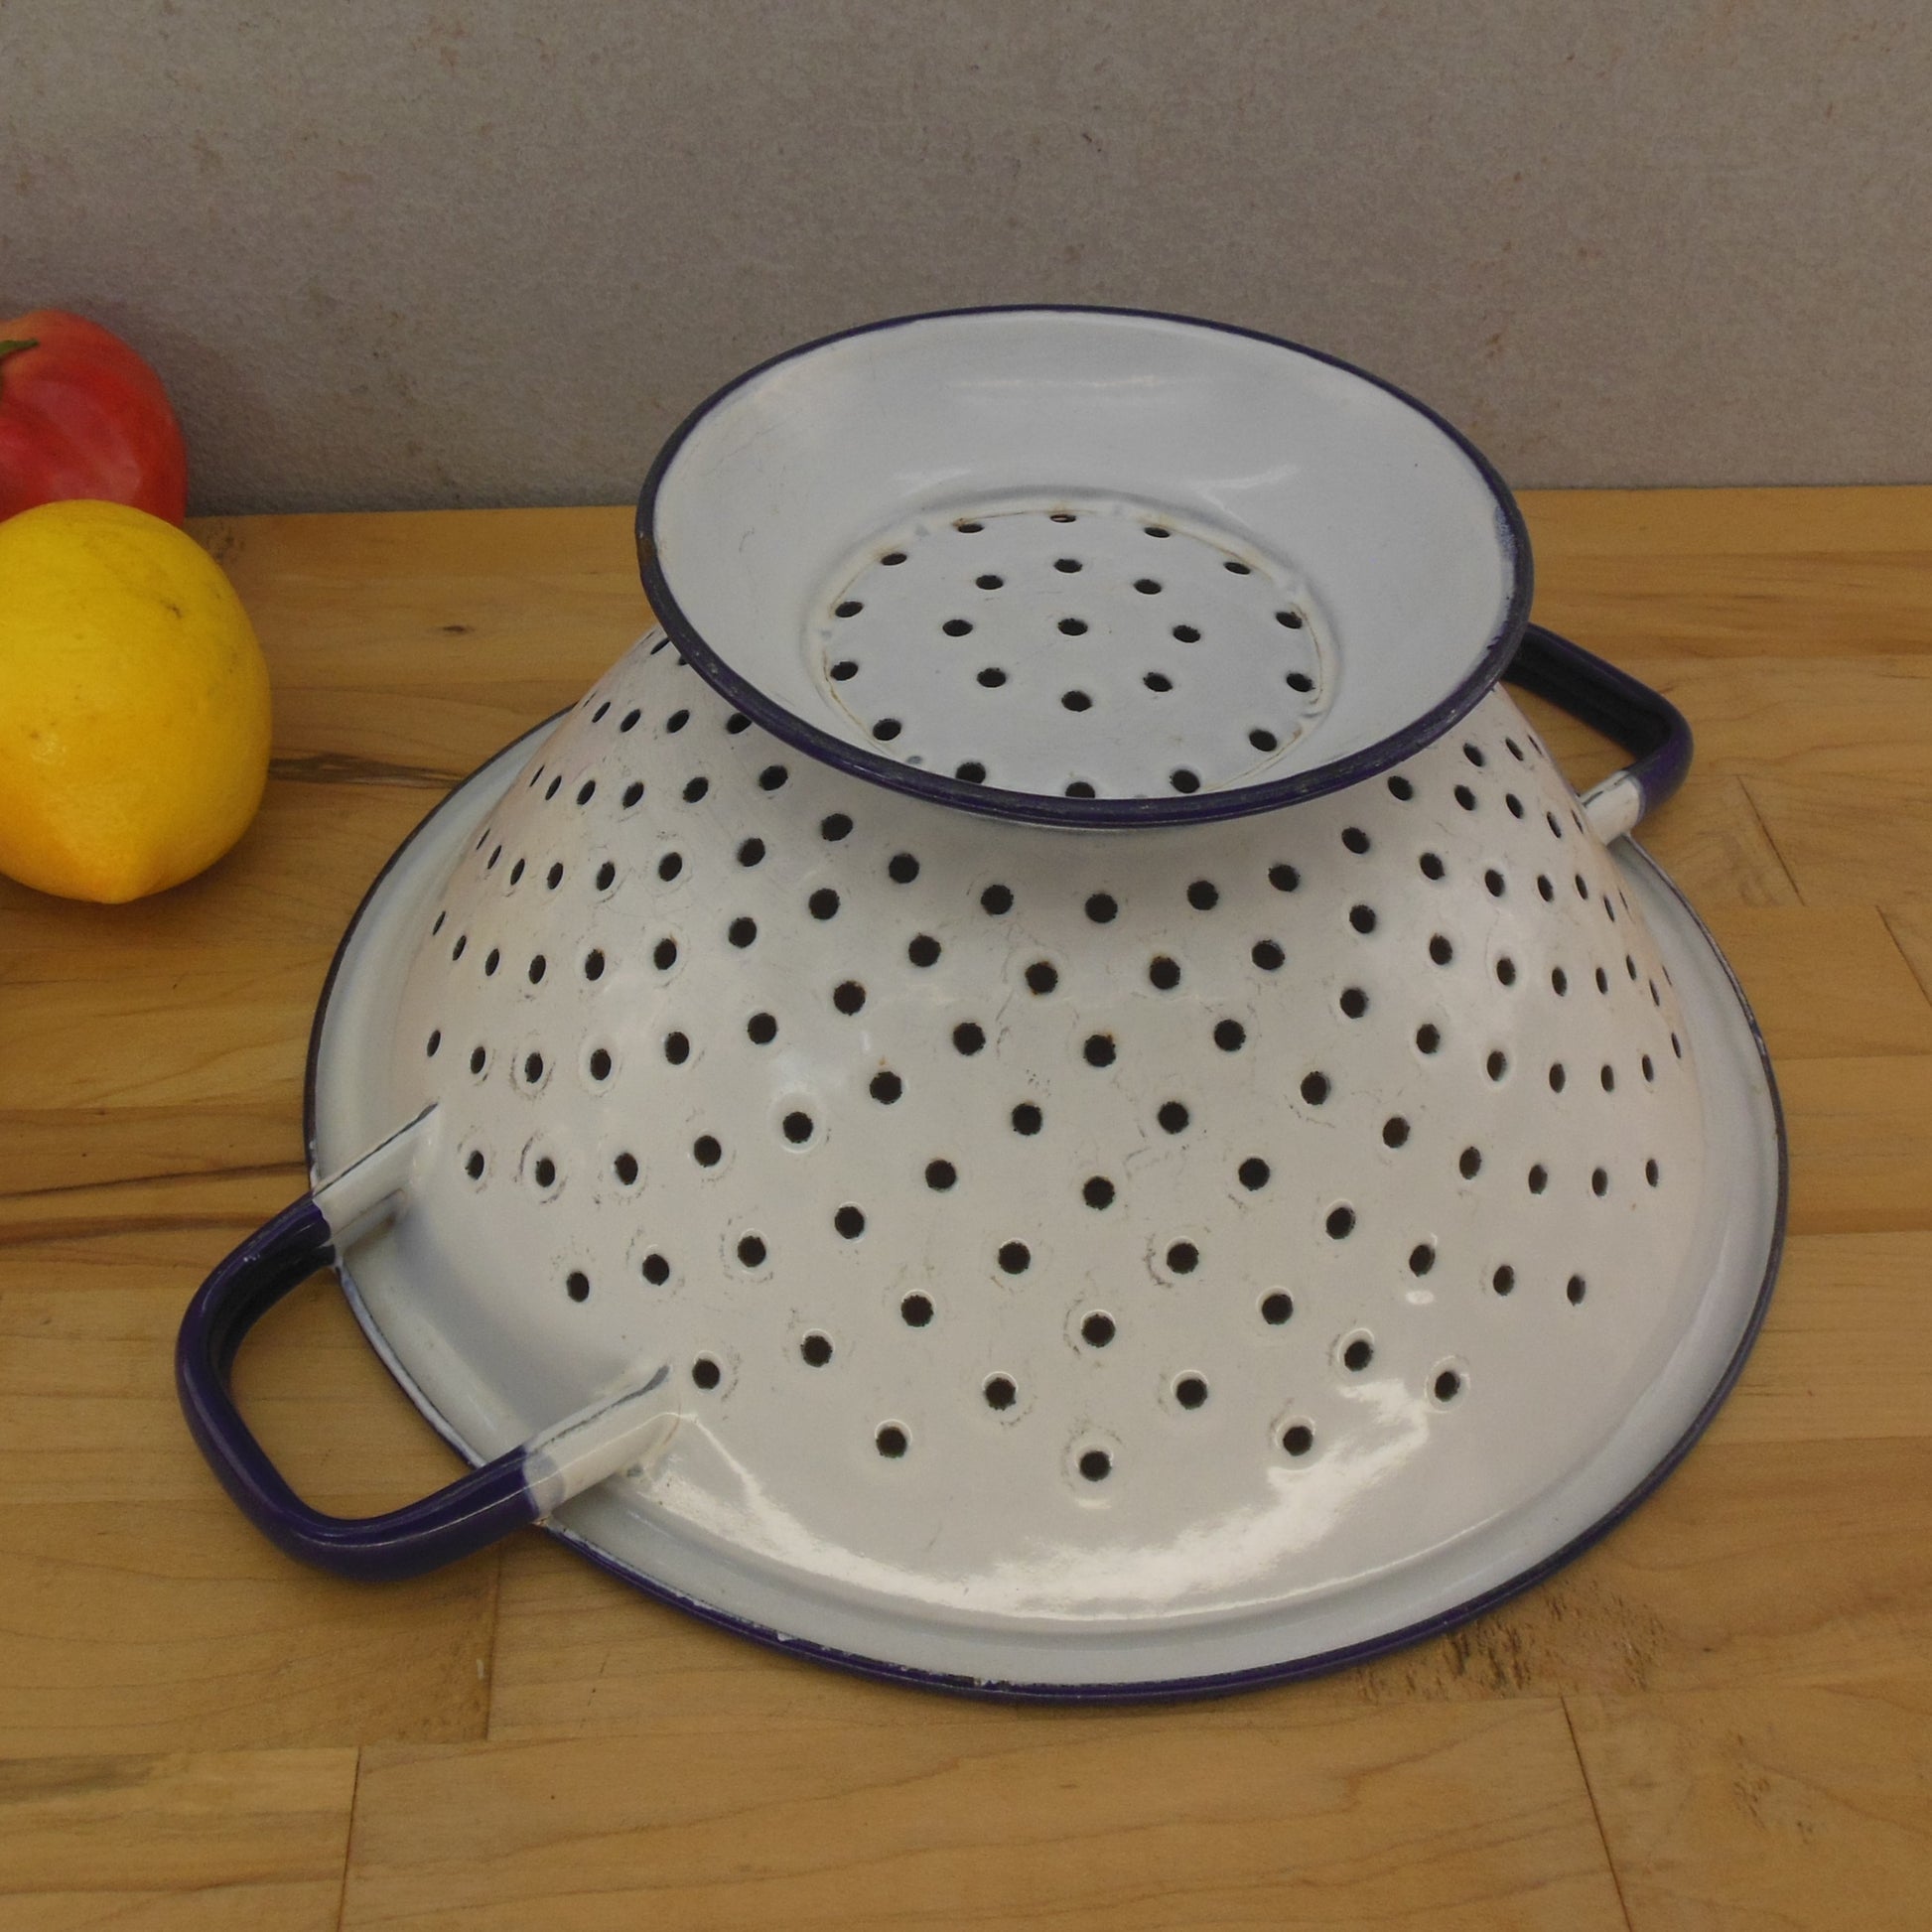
4,0 -> 1928,513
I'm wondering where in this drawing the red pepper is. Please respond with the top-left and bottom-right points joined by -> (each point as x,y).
0,310 -> 188,524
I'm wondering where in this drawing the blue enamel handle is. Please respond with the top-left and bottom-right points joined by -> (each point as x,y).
175,1196 -> 541,1580
1503,623 -> 1694,833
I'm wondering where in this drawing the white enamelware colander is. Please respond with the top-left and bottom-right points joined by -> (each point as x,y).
179,309 -> 1783,1698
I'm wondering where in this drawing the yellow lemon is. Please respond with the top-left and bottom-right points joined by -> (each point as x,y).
0,499 -> 271,901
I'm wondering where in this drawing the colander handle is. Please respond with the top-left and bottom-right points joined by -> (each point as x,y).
1505,623 -> 1694,839
176,1195 -> 676,1582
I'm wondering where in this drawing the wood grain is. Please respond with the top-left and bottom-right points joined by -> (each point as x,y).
1779,1055 -> 1932,1236
1747,771 -> 1932,906
343,1703 -> 1625,1931
4,488 -> 1930,1926
1695,906 -> 1932,1060
1568,1680 -> 1932,1932
0,1749 -> 355,1931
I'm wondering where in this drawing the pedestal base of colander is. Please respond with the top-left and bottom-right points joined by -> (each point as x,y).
304,718 -> 1783,1700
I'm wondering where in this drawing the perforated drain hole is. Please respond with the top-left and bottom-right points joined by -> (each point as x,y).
1080,1311 -> 1117,1348
1173,1374 -> 1209,1410
809,500 -> 1326,796
834,1204 -> 866,1239
1492,1264 -> 1516,1296
1281,1422 -> 1315,1457
1341,1333 -> 1375,1372
900,1292 -> 933,1327
1567,1274 -> 1588,1306
984,1375 -> 1018,1411
799,1332 -> 832,1367
1077,1449 -> 1113,1482
875,1424 -> 909,1458
565,1271 -> 590,1303
1260,1290 -> 1294,1324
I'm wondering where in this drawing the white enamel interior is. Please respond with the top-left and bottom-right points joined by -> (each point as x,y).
309,631 -> 1779,1690
649,311 -> 1519,802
